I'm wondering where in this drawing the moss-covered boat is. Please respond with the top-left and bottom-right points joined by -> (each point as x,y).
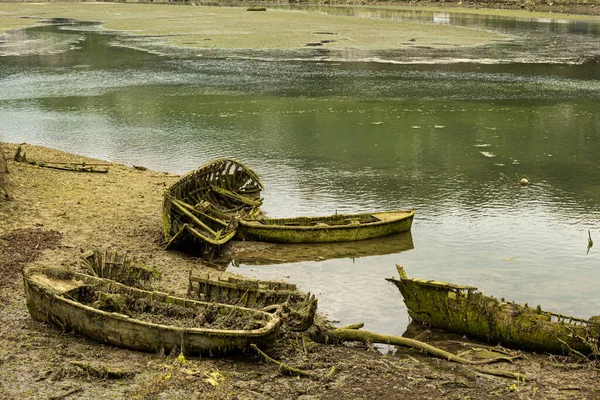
188,271 -> 317,331
24,266 -> 281,356
162,158 -> 263,250
80,249 -> 161,289
236,209 -> 415,244
387,265 -> 600,355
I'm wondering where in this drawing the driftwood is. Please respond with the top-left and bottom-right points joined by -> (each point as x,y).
48,387 -> 83,400
70,361 -> 134,379
251,344 -> 319,378
308,324 -> 520,366
473,366 -> 531,381
13,144 -> 108,173
251,343 -> 335,379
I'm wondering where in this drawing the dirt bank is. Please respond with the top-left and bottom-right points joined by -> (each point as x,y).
1,143 -> 599,399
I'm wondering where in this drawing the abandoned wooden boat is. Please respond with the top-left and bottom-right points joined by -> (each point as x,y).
80,249 -> 161,289
162,158 -> 264,250
387,265 -> 600,355
188,271 -> 317,331
24,266 -> 281,356
236,209 -> 415,243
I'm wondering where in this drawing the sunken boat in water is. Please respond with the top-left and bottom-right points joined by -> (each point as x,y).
162,158 -> 264,250
387,265 -> 600,355
188,271 -> 317,331
24,266 -> 281,356
236,209 -> 415,244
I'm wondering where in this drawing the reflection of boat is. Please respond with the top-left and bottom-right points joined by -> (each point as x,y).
236,210 -> 415,244
218,231 -> 414,265
387,265 -> 600,355
188,271 -> 317,331
162,158 -> 263,250
24,266 -> 281,355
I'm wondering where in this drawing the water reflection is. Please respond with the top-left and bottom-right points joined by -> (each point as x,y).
218,232 -> 414,265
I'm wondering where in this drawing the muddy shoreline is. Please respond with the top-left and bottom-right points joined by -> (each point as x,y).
1,142 -> 599,399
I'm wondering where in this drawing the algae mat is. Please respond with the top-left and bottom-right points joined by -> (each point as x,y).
0,3 -> 508,49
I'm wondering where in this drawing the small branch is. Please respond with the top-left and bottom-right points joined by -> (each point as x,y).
473,366 -> 532,381
557,338 -> 589,361
250,344 -> 319,379
338,322 -> 364,330
70,361 -> 134,379
49,387 -> 83,400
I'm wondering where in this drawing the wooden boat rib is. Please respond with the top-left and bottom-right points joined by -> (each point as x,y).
387,265 -> 600,355
162,158 -> 263,250
236,209 -> 415,244
80,249 -> 161,289
188,271 -> 317,331
24,266 -> 281,356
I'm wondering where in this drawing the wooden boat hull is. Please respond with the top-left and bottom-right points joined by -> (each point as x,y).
188,272 -> 317,331
24,267 -> 281,356
236,210 -> 415,244
388,266 -> 600,355
162,158 -> 263,250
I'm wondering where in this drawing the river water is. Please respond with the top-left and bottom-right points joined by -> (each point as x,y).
1,7 -> 599,339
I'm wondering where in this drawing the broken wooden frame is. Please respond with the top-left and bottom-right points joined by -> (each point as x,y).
188,271 -> 317,331
387,265 -> 600,356
162,158 -> 263,251
24,265 -> 281,356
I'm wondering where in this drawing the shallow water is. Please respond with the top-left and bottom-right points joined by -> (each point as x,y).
1,7 -> 600,337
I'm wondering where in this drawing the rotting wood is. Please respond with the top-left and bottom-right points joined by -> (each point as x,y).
70,361 -> 135,379
13,144 -> 108,173
473,366 -> 532,381
236,209 -> 415,244
48,387 -> 83,400
388,265 -> 600,356
80,249 -> 161,289
308,324 -> 520,365
251,343 -> 330,379
23,266 -> 282,356
162,158 -> 263,253
188,270 -> 317,331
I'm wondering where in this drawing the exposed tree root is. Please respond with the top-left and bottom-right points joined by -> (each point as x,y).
309,324 -> 521,365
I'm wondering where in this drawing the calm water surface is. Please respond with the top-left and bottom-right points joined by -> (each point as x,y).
1,7 -> 599,338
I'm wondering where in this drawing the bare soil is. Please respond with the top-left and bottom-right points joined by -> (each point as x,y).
1,142 -> 600,399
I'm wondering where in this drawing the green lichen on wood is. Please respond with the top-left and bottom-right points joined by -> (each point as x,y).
81,249 -> 161,289
389,266 -> 600,356
236,210 -> 415,244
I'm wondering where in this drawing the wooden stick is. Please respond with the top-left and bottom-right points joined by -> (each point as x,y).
251,344 -> 318,378
49,387 -> 83,400
473,366 -> 532,381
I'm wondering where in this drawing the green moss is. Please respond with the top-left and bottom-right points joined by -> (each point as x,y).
0,3 -> 508,50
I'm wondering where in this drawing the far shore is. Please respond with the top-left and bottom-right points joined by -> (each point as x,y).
1,1 -> 599,51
